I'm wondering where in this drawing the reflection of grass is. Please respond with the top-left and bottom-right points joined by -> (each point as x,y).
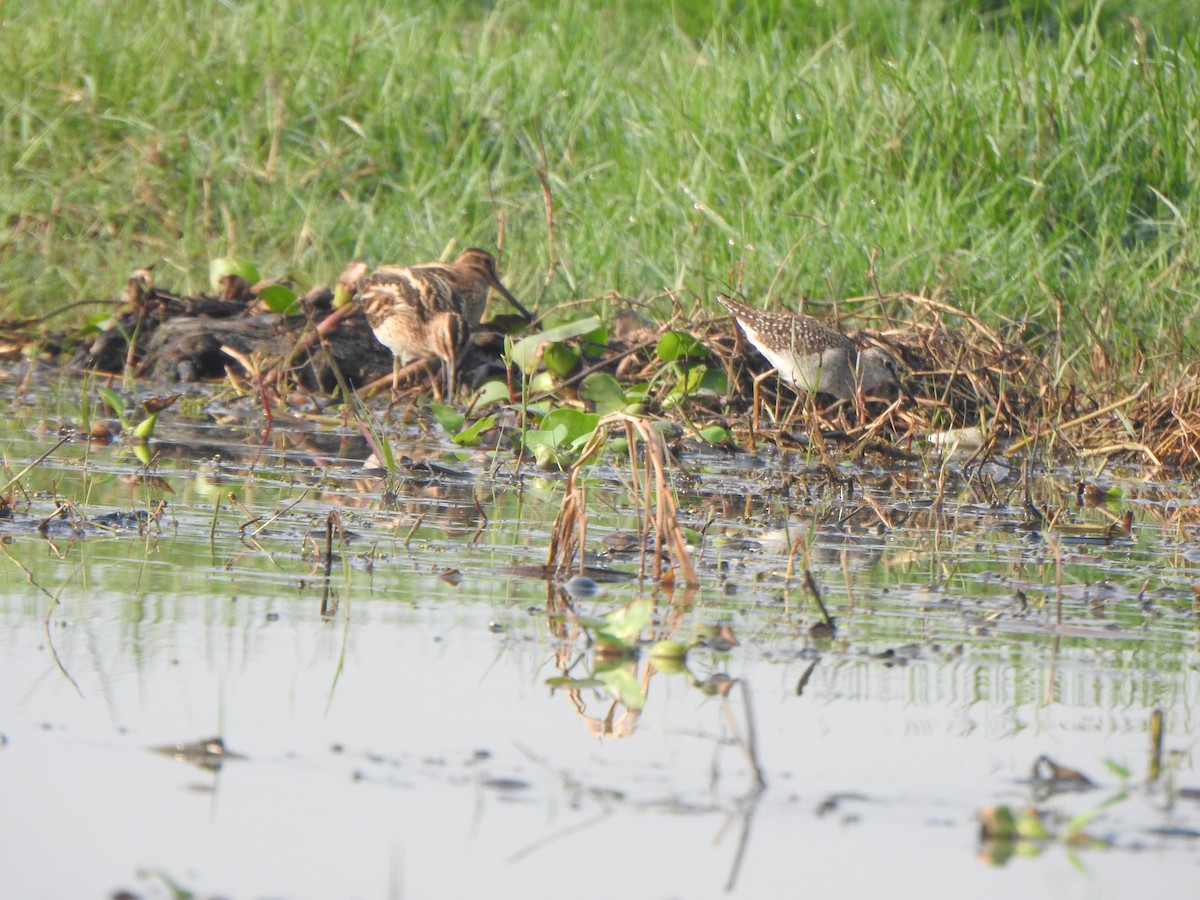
4,1 -> 1198,390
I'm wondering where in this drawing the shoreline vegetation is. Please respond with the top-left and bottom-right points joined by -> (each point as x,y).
3,1 -> 1199,465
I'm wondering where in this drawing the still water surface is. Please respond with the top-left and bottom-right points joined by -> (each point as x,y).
1,378 -> 1197,898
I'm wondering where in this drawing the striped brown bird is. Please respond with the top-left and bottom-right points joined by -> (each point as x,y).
716,294 -> 907,403
356,249 -> 532,399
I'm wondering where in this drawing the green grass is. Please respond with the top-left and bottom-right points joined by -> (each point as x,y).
2,0 -> 1198,381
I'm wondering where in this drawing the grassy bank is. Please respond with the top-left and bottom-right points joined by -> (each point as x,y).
2,0 -> 1198,382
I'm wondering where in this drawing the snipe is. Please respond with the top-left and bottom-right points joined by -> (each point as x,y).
356,249 -> 532,398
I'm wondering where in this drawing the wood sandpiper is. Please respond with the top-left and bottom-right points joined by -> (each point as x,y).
716,294 -> 908,403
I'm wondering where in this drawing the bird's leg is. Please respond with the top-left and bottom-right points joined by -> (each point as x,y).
784,392 -> 803,425
749,372 -> 763,448
427,312 -> 464,404
752,369 -> 778,427
443,345 -> 458,401
389,355 -> 401,407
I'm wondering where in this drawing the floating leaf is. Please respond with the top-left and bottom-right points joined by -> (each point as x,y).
522,407 -> 603,467
453,414 -> 496,447
472,378 -> 512,408
649,639 -> 688,662
524,424 -> 570,466
595,661 -> 646,710
579,372 -> 627,415
697,424 -> 734,446
429,404 -> 465,434
597,598 -> 651,647
539,408 -> 600,448
648,650 -> 688,675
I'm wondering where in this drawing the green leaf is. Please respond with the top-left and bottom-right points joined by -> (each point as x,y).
534,313 -> 608,358
81,311 -> 114,335
697,424 -> 734,446
429,404 -> 465,434
523,423 -> 570,455
453,415 -> 496,447
698,366 -> 728,396
1103,759 -> 1131,780
579,372 -> 627,415
1064,792 -> 1127,840
649,639 -> 688,662
541,408 -> 600,448
597,598 -> 651,647
579,322 -> 609,357
332,282 -> 355,309
665,362 -> 707,402
656,330 -> 708,363
507,315 -> 604,375
208,257 -> 260,293
472,378 -> 512,408
1014,808 -> 1050,840
595,662 -> 646,710
529,371 -> 559,395
545,676 -> 605,690
98,388 -> 130,428
257,283 -> 299,315
132,411 -> 160,440
543,342 -> 581,377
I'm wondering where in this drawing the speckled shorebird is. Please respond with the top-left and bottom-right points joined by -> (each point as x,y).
357,249 -> 532,398
716,294 -> 907,403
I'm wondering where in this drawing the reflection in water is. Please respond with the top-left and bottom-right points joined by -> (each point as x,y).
0,380 -> 1198,896
152,736 -> 247,772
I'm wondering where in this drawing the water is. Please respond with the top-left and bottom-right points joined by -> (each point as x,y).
1,376 -> 1198,899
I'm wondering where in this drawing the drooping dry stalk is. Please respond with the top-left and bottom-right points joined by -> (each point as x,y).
546,414 -> 698,588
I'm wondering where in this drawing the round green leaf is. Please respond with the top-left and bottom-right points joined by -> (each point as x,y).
257,283 -> 299,315
208,257 -> 260,293
656,330 -> 708,363
579,372 -> 627,415
543,342 -> 581,377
